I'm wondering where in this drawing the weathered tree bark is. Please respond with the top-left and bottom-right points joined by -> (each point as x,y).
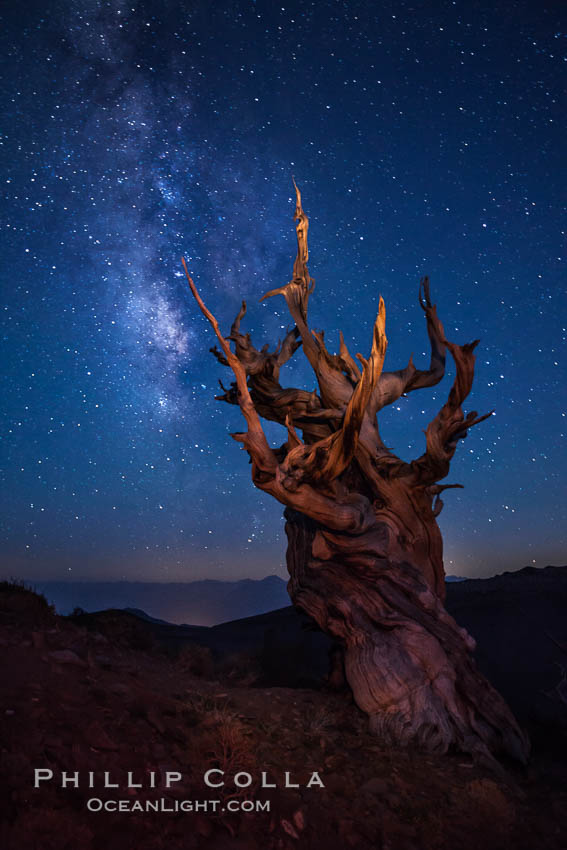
182,182 -> 529,765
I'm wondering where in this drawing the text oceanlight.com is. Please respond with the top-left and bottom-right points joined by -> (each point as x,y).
86,798 -> 270,813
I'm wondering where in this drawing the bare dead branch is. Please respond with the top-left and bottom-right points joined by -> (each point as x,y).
319,297 -> 388,480
182,258 -> 277,476
260,183 -> 357,412
409,338 -> 492,486
404,277 -> 447,392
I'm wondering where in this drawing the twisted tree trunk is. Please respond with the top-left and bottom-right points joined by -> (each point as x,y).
285,509 -> 527,761
182,182 -> 530,765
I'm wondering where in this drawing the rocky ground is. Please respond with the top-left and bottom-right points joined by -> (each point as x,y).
1,581 -> 566,850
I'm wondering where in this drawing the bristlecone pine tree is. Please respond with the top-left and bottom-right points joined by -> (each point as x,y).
182,183 -> 529,765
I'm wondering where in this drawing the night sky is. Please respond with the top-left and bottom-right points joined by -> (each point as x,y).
1,0 -> 565,584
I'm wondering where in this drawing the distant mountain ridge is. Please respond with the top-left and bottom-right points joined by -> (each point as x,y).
27,575 -> 289,626
22,565 -> 566,627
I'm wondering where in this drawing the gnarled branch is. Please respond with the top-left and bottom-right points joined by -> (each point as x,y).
181,259 -> 277,477
410,339 -> 492,486
182,258 -> 375,534
261,181 -> 356,412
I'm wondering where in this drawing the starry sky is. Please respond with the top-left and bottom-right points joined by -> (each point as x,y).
1,0 -> 565,584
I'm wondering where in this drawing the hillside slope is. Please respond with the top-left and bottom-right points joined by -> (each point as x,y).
1,574 -> 567,849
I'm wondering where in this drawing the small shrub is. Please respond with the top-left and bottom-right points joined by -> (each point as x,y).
0,578 -> 55,621
200,707 -> 259,804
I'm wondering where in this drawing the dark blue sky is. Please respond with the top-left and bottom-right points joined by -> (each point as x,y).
1,0 -> 565,582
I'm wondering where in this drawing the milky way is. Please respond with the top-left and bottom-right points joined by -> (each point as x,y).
1,0 -> 565,581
